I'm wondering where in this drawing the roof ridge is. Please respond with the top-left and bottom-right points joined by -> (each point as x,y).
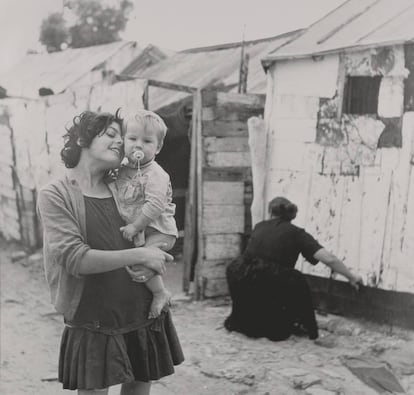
181,30 -> 301,53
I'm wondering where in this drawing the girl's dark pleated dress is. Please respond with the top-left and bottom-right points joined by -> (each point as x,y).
59,196 -> 184,390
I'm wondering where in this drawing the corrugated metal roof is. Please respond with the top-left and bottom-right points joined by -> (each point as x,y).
120,44 -> 176,76
125,31 -> 300,110
263,0 -> 414,63
0,41 -> 138,98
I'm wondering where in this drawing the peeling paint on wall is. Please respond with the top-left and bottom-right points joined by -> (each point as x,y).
377,118 -> 402,148
316,97 -> 344,147
345,46 -> 408,77
371,47 -> 396,76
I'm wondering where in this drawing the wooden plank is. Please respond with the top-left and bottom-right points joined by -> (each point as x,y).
200,259 -> 228,279
359,168 -> 391,287
204,136 -> 249,152
402,167 -> 414,258
202,204 -> 244,234
182,92 -> 198,292
336,176 -> 364,275
143,80 -> 149,110
195,89 -> 204,299
202,106 -> 263,122
202,120 -> 248,137
147,79 -> 197,94
336,52 -> 346,120
307,274 -> 414,330
203,181 -> 244,205
204,234 -> 243,260
203,167 -> 248,182
204,277 -> 228,298
381,113 -> 414,292
300,172 -> 344,279
206,151 -> 251,168
216,92 -> 266,109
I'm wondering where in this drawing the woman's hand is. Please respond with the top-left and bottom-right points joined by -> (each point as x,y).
126,266 -> 155,283
348,274 -> 364,290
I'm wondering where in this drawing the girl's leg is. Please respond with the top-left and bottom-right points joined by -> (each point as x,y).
78,389 -> 108,395
120,381 -> 151,395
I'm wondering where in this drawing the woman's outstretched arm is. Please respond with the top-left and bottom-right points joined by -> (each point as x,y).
313,248 -> 363,290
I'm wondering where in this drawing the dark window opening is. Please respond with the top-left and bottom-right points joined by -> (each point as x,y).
343,76 -> 381,115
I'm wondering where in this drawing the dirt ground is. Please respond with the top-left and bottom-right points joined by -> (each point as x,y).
1,240 -> 414,395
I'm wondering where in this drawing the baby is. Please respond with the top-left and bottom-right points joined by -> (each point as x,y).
114,110 -> 177,318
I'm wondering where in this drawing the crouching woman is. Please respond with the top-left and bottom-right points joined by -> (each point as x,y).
224,196 -> 362,341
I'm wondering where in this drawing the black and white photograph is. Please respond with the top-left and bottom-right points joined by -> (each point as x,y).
0,0 -> 413,394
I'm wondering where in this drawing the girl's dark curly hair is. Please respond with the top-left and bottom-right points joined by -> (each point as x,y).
268,196 -> 298,221
60,110 -> 123,168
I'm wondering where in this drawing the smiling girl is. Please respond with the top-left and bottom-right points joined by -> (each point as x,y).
37,110 -> 183,395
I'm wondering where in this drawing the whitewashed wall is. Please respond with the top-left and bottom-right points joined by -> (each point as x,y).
263,46 -> 414,293
0,79 -> 146,245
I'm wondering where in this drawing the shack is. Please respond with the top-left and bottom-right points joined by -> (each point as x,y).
0,41 -> 144,247
121,32 -> 299,295
0,32 -> 301,300
259,0 -> 414,327
0,41 -> 141,98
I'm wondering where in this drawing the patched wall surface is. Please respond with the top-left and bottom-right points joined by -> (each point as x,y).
264,45 -> 414,293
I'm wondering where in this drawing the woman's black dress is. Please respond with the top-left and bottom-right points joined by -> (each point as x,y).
225,218 -> 323,341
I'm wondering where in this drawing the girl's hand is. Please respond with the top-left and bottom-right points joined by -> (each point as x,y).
126,266 -> 155,283
120,224 -> 138,241
138,247 -> 173,275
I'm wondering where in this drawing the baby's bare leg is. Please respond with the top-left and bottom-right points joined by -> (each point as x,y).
145,229 -> 175,318
146,275 -> 171,319
144,229 -> 176,251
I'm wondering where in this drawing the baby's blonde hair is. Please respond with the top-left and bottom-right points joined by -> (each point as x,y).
123,110 -> 167,144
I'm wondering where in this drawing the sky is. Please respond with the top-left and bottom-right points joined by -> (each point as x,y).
0,0 -> 345,74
